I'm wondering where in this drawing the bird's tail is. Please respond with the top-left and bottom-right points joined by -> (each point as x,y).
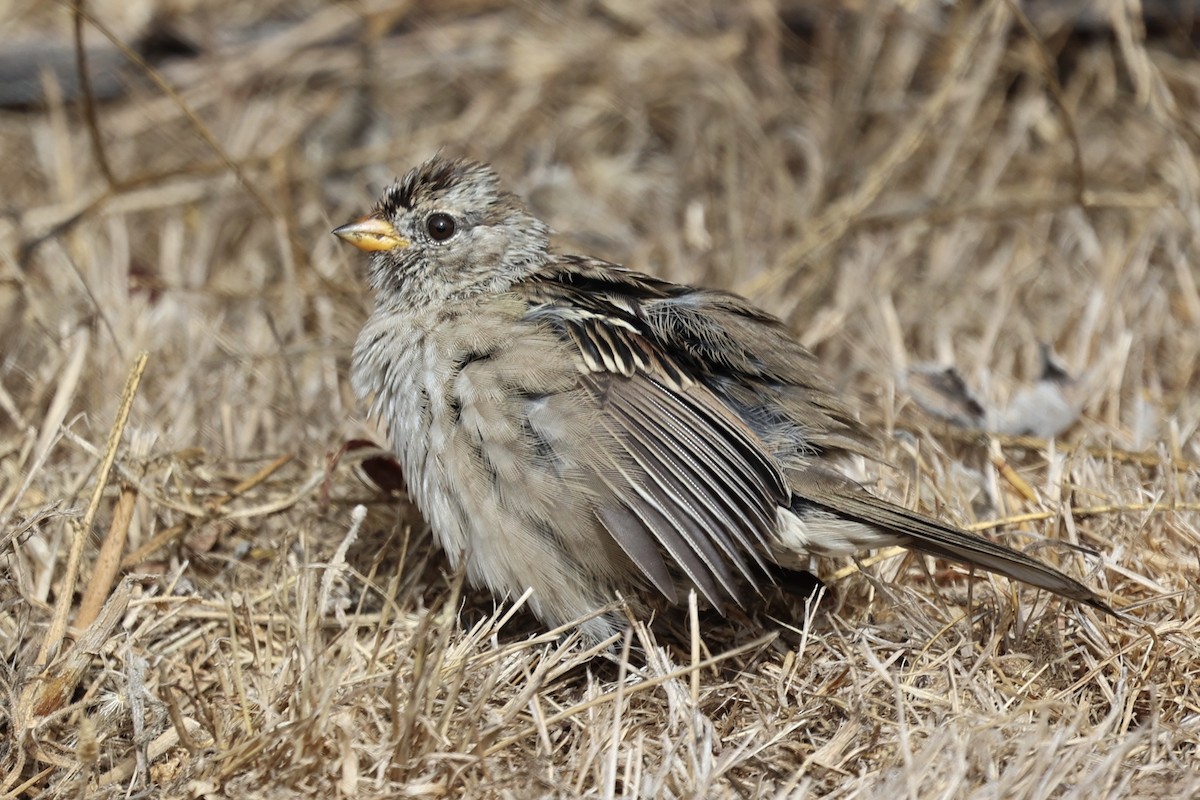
784,468 -> 1114,615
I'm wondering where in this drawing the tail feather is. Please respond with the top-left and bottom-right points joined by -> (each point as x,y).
788,468 -> 1114,615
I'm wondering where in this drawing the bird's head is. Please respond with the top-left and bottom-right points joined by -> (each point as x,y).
334,156 -> 550,306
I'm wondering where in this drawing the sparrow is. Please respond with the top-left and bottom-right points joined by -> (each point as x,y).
334,156 -> 1111,643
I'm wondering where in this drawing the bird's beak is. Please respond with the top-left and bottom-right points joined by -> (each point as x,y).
332,214 -> 409,252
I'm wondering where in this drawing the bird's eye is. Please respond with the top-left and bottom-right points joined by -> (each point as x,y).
426,212 -> 457,242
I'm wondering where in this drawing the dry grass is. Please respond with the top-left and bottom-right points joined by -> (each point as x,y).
2,1 -> 1199,797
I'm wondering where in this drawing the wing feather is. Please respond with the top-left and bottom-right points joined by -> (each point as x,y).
581,372 -> 786,608
597,378 -> 772,589
609,379 -> 779,561
593,452 -> 732,608
522,283 -> 794,606
594,504 -> 677,601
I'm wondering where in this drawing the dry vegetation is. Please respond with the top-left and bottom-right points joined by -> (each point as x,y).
2,0 -> 1199,797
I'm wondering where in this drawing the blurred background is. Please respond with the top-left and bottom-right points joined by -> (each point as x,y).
2,1 -> 1199,797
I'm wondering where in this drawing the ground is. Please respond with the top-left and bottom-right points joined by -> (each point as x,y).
1,1 -> 1198,797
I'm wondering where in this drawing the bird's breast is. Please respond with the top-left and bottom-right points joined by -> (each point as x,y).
349,302 -> 595,569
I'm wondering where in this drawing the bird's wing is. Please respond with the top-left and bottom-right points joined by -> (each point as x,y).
520,265 -> 792,610
529,257 -> 875,461
521,259 -> 1114,616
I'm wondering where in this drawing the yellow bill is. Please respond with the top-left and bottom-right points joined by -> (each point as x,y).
333,215 -> 409,252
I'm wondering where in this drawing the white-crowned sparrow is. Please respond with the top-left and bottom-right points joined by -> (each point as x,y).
334,156 -> 1111,643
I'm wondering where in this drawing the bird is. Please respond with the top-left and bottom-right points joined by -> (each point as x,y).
333,155 -> 1112,643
